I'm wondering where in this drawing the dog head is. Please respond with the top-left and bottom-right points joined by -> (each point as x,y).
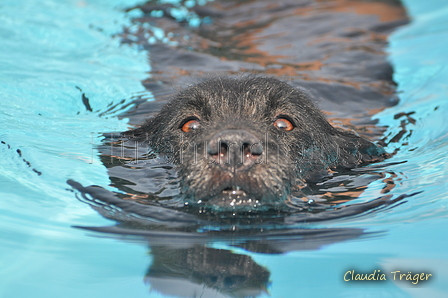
126,76 -> 387,210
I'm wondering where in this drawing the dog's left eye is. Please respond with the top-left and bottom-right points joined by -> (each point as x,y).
181,119 -> 200,132
274,118 -> 294,131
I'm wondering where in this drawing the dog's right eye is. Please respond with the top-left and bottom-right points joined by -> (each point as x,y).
181,119 -> 200,132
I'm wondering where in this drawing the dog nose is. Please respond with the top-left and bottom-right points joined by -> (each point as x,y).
207,130 -> 263,170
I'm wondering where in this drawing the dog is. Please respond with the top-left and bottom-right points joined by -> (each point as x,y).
124,76 -> 388,211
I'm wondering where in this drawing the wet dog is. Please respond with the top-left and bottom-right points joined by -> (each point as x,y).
125,76 -> 388,210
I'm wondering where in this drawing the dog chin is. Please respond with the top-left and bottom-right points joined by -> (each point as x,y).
183,185 -> 289,211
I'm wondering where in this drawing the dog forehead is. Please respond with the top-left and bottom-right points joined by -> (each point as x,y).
182,77 -> 297,115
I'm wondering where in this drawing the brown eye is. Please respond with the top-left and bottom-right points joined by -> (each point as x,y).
181,119 -> 200,132
274,118 -> 294,131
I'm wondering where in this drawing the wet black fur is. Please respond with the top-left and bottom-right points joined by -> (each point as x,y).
125,76 -> 388,210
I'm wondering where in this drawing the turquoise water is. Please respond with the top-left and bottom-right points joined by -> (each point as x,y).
1,0 -> 447,297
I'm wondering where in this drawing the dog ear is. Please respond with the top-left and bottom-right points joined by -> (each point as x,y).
121,98 -> 172,141
332,129 -> 389,168
121,119 -> 153,141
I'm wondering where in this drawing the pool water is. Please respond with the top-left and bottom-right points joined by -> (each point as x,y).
1,0 -> 447,297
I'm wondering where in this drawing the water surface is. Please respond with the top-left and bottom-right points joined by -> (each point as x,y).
1,0 -> 447,297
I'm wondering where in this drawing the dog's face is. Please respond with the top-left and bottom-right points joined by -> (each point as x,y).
127,77 -> 386,210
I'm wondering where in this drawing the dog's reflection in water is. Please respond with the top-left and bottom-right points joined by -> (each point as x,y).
142,227 -> 370,298
145,245 -> 270,298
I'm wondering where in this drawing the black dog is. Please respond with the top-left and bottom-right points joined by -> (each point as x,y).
125,76 -> 388,210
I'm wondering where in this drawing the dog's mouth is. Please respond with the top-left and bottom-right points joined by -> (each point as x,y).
221,186 -> 247,198
204,186 -> 263,208
220,186 -> 257,206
